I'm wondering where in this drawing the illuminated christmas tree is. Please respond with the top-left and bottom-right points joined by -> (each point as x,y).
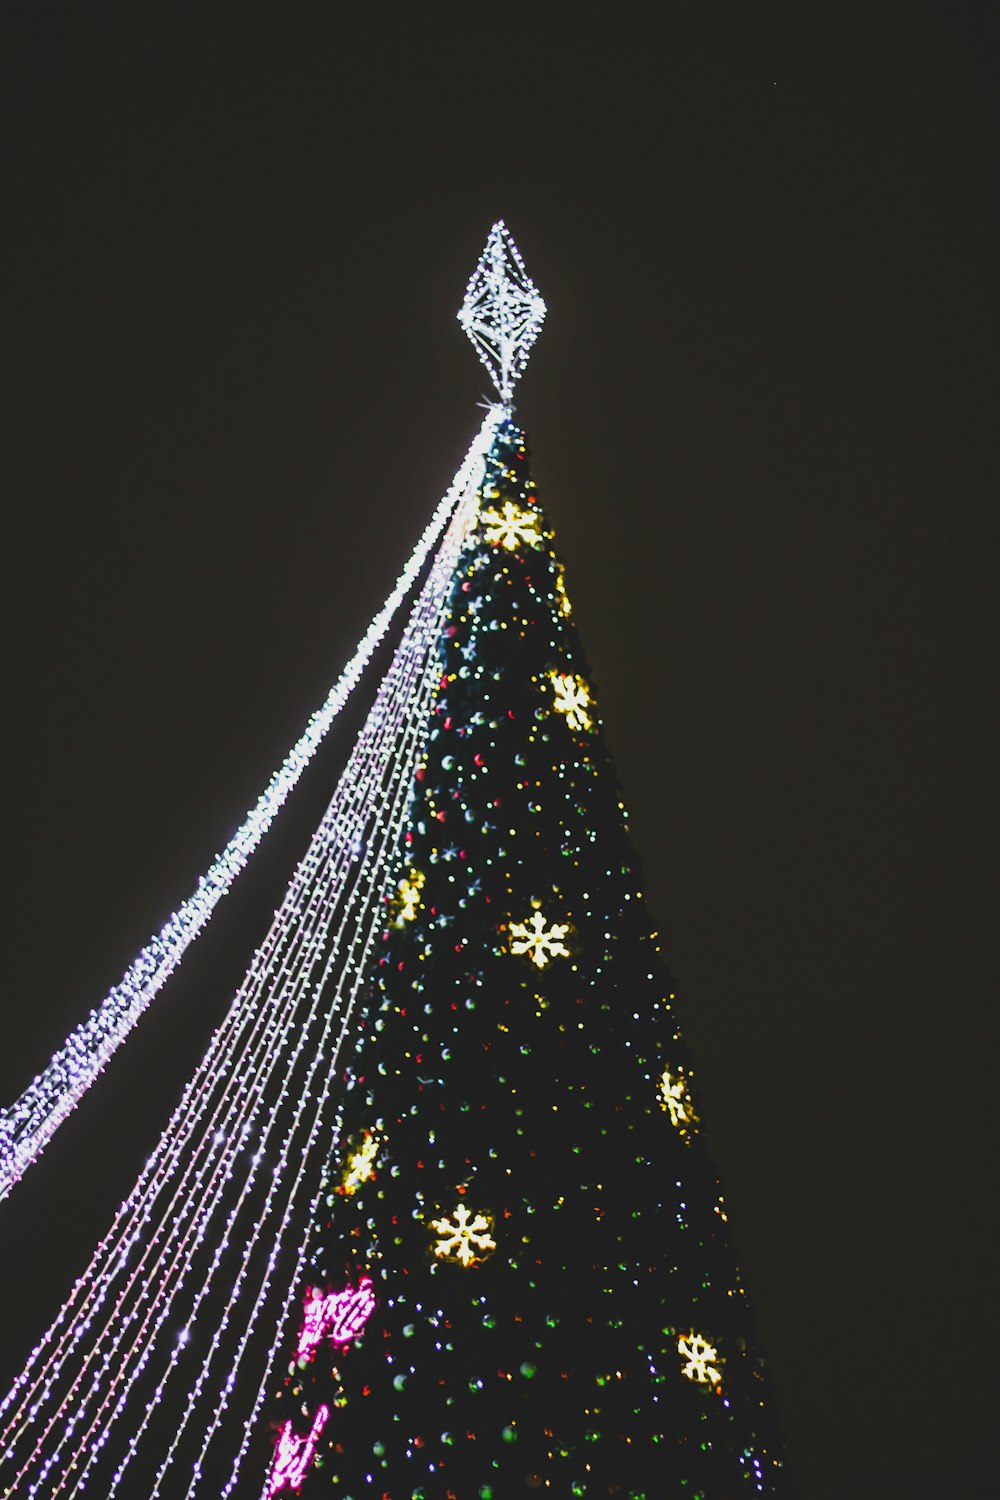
0,224 -> 789,1500
266,226 -> 790,1499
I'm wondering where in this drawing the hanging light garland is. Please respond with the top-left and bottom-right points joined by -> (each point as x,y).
0,407 -> 500,1205
0,425 -> 488,1500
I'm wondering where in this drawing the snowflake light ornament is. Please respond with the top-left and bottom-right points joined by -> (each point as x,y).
394,868 -> 424,926
430,1202 -> 497,1267
678,1331 -> 724,1388
548,670 -> 594,731
508,911 -> 571,969
341,1131 -> 380,1195
554,564 -> 573,617
481,499 -> 542,552
658,1067 -> 699,1141
458,220 -> 546,404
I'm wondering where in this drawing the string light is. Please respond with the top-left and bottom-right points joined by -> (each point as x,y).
0,418 -> 488,1500
2,549 -> 449,1457
0,407 -> 501,1205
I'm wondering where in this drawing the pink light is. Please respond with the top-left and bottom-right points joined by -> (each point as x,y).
296,1277 -> 376,1359
269,1404 -> 329,1495
328,1276 -> 376,1342
297,1289 -> 329,1359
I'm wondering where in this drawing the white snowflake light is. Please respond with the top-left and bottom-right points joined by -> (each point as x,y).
678,1331 -> 723,1387
548,670 -> 594,732
429,1202 -> 497,1267
508,911 -> 571,969
481,499 -> 542,552
458,220 -> 546,403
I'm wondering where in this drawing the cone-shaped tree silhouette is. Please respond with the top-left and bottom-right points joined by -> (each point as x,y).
267,421 -> 791,1499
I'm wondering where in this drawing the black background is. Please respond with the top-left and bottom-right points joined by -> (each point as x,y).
0,6 -> 995,1497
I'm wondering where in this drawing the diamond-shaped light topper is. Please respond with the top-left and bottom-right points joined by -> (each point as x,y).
458,221 -> 546,403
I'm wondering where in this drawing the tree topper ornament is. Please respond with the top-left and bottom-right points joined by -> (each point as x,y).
458,221 -> 546,405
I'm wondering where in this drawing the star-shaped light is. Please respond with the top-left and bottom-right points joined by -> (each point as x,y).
458,221 -> 546,403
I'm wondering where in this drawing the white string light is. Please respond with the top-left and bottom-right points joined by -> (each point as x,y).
0,525 -> 456,1460
0,418 -> 487,1500
5,527 -> 464,1489
0,407 -> 499,1205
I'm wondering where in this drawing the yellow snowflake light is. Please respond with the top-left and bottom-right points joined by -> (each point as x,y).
481,500 -> 542,552
429,1202 -> 496,1267
341,1132 -> 380,1195
394,868 -> 425,926
548,670 -> 593,731
658,1067 -> 699,1141
554,564 -> 572,617
508,911 -> 571,969
678,1331 -> 723,1387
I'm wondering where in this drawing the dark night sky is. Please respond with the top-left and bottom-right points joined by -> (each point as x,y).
0,6 -> 995,1497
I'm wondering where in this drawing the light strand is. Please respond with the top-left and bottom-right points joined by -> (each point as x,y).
0,407 -> 500,1204
4,539 -> 455,1491
0,425 -> 484,1499
0,581 -> 439,1461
